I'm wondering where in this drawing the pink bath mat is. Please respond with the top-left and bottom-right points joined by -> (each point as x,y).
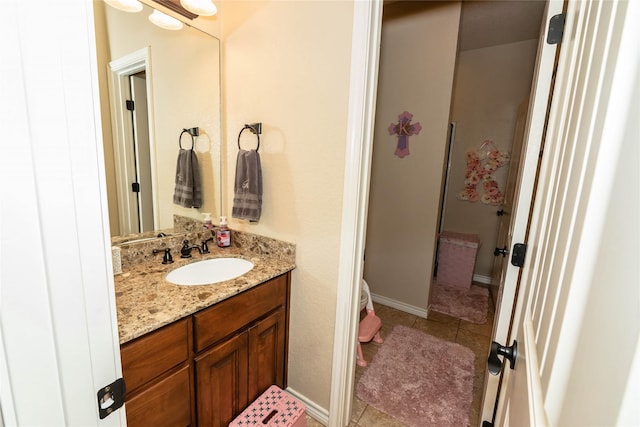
356,325 -> 475,426
430,280 -> 489,324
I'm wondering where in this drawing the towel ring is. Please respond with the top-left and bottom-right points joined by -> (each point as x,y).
237,123 -> 261,151
179,129 -> 195,150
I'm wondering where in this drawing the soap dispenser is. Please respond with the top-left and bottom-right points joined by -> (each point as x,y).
202,212 -> 214,229
216,216 -> 231,247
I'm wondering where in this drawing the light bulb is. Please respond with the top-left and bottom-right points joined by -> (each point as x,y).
148,10 -> 184,31
180,0 -> 217,16
104,0 -> 143,13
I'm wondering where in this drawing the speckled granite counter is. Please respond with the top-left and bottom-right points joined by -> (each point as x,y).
114,231 -> 295,344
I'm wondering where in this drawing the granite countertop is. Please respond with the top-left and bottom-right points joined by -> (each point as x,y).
115,244 -> 295,344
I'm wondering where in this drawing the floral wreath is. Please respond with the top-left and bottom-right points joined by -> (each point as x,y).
457,140 -> 510,205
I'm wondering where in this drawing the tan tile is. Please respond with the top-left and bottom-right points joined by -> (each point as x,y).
467,369 -> 488,427
456,328 -> 492,356
350,396 -> 367,424
305,414 -> 325,427
358,339 -> 381,366
459,304 -> 494,338
373,304 -> 418,329
412,316 -> 459,342
426,308 -> 462,326
456,328 -> 492,387
357,405 -> 408,427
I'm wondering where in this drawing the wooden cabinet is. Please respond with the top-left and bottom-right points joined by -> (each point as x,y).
120,318 -> 192,427
126,365 -> 192,427
248,307 -> 286,402
120,273 -> 290,427
195,332 -> 249,427
193,274 -> 289,427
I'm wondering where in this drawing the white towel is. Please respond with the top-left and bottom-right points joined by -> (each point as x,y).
173,149 -> 202,208
232,149 -> 262,221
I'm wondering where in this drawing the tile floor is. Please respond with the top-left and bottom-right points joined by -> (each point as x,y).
306,286 -> 495,427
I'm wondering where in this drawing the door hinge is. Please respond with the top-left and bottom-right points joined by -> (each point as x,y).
547,13 -> 566,45
97,378 -> 126,419
132,182 -> 140,193
511,243 -> 527,267
126,99 -> 135,111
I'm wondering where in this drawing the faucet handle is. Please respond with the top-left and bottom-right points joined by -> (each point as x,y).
202,237 -> 214,254
152,248 -> 174,264
181,240 -> 194,258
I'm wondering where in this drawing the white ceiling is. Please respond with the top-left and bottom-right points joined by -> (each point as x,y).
384,1 -> 547,52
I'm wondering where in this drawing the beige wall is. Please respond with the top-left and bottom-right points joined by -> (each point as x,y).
97,2 -> 221,233
443,39 -> 538,279
364,2 -> 461,311
221,0 -> 354,410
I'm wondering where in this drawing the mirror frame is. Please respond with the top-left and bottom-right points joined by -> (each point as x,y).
96,1 -> 222,244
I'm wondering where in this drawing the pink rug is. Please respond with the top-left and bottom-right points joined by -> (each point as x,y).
356,325 -> 475,426
430,281 -> 489,324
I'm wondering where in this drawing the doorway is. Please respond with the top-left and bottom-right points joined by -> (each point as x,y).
128,71 -> 154,234
107,48 -> 158,236
364,1 -> 546,325
351,1 -> 551,425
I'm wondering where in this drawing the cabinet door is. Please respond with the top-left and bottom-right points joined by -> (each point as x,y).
121,318 -> 189,394
125,365 -> 192,427
248,308 -> 286,401
195,331 -> 249,427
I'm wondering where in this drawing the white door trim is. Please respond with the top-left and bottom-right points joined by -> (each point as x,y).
328,1 -> 383,426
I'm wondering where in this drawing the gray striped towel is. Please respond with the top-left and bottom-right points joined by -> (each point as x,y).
232,149 -> 262,222
173,149 -> 202,208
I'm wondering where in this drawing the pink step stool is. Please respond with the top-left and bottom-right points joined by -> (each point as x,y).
229,385 -> 306,427
356,280 -> 383,367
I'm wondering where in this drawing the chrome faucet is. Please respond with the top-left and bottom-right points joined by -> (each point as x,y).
180,240 -> 203,258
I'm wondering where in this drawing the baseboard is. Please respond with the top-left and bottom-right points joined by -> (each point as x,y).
370,293 -> 428,318
286,386 -> 329,426
473,274 -> 493,285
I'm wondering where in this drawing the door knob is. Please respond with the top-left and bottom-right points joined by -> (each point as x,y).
487,340 -> 518,375
494,246 -> 508,257
496,209 -> 507,216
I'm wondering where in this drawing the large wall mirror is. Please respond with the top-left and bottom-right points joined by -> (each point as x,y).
94,1 -> 221,240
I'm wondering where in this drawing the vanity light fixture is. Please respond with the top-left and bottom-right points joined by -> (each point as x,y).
104,0 -> 143,13
180,0 -> 217,16
148,9 -> 184,30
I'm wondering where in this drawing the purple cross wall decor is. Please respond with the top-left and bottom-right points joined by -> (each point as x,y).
388,111 -> 422,158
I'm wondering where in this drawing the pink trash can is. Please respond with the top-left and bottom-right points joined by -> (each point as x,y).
437,231 -> 480,289
229,385 -> 306,427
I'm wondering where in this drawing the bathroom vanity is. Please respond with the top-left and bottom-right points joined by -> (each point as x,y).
114,231 -> 295,427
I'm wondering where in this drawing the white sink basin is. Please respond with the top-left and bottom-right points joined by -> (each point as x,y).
166,258 -> 254,286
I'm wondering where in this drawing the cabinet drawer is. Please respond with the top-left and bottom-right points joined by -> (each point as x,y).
121,318 -> 190,393
193,275 -> 287,353
125,365 -> 192,427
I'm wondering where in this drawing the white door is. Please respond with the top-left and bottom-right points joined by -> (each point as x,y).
481,0 -> 563,422
493,0 -> 640,425
130,72 -> 155,232
0,1 -> 125,425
